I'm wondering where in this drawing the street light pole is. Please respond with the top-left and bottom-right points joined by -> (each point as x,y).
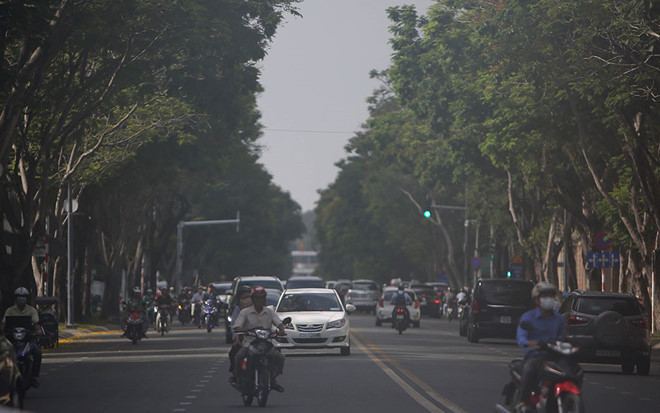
66,181 -> 74,328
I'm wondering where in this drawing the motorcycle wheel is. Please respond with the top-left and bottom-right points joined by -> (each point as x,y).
207,325 -> 213,333
558,392 -> 584,413
242,393 -> 254,406
257,369 -> 270,407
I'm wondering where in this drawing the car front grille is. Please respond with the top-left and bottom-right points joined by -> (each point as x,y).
296,323 -> 324,332
293,338 -> 327,344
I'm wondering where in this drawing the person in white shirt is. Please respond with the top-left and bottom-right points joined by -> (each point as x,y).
233,286 -> 286,392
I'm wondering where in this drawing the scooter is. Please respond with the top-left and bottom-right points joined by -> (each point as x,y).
125,306 -> 145,344
178,300 -> 191,325
0,336 -> 20,407
9,327 -> 35,408
495,322 -> 585,413
201,299 -> 218,333
155,305 -> 171,336
234,317 -> 291,407
392,306 -> 408,334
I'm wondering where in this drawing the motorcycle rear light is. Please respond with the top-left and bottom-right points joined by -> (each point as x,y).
631,318 -> 649,329
414,300 -> 420,309
240,359 -> 248,371
567,315 -> 589,325
473,300 -> 479,313
379,299 -> 384,308
434,300 -> 440,304
397,308 -> 404,313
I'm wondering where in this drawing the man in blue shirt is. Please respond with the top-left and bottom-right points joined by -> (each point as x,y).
515,282 -> 565,413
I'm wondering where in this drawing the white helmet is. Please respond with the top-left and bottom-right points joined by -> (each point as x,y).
13,287 -> 29,297
532,282 -> 556,299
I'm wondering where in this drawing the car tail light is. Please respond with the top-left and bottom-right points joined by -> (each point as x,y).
473,300 -> 479,313
379,299 -> 384,308
632,318 -> 649,329
567,315 -> 589,325
414,300 -> 420,309
434,300 -> 440,304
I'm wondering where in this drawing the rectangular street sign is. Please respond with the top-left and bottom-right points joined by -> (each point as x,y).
587,251 -> 620,268
510,263 -> 523,279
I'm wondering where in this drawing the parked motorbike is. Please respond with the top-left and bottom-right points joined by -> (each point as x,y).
392,306 -> 409,334
234,317 -> 291,407
155,305 -> 171,336
125,306 -> 145,344
495,322 -> 585,413
201,299 -> 218,333
178,300 -> 192,325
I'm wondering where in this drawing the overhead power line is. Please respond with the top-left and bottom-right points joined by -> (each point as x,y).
264,128 -> 356,135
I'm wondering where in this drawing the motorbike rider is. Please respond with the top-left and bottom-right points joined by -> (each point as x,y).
390,285 -> 412,327
515,282 -> 565,413
0,287 -> 42,388
155,287 -> 174,331
122,287 -> 149,338
228,285 -> 254,385
233,286 -> 286,393
191,286 -> 205,322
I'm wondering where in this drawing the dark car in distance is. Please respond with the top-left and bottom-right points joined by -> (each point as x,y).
466,279 -> 534,343
410,283 -> 442,318
559,290 -> 651,375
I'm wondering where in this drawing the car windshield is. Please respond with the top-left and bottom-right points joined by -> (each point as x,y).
352,282 -> 378,291
477,282 -> 532,306
287,279 -> 324,289
239,280 -> 283,291
277,293 -> 342,312
577,297 -> 642,316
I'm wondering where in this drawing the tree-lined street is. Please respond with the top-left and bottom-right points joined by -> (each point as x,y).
26,314 -> 660,413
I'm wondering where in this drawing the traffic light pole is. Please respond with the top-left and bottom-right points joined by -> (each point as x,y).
175,212 -> 240,293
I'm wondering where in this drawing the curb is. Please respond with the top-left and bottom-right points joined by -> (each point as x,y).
58,325 -> 123,342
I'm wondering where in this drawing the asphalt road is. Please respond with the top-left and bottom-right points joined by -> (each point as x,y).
23,313 -> 660,412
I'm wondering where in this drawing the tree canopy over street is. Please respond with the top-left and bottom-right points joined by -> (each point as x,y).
315,1 -> 660,328
0,0 -> 303,317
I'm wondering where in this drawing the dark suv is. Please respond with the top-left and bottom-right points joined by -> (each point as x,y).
559,291 -> 651,375
466,279 -> 534,343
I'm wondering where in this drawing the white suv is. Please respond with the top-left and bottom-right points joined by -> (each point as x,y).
345,279 -> 380,313
375,287 -> 421,327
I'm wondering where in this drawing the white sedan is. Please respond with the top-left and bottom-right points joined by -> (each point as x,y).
274,288 -> 355,355
375,287 -> 421,327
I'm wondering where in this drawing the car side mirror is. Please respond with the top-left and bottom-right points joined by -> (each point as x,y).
281,317 -> 292,325
345,304 -> 356,313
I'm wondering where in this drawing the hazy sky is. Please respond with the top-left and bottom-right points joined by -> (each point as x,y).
257,0 -> 434,212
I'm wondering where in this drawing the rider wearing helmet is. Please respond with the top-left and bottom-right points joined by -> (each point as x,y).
515,282 -> 565,413
228,285 -> 254,384
1,287 -> 42,388
233,286 -> 286,392
390,285 -> 412,327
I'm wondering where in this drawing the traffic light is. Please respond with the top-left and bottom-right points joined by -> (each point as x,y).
423,194 -> 432,219
489,238 -> 495,260
506,270 -> 512,278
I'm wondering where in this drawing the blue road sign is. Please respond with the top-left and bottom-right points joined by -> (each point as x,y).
587,251 -> 620,268
471,257 -> 482,268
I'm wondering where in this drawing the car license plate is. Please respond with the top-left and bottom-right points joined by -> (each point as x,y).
596,349 -> 620,358
499,316 -> 512,324
299,332 -> 321,338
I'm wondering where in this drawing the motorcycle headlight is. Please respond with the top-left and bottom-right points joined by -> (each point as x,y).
255,329 -> 270,340
326,318 -> 346,329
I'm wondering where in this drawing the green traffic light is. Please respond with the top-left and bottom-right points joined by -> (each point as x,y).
506,270 -> 512,278
423,210 -> 431,218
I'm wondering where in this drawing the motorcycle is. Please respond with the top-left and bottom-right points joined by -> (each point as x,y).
178,300 -> 192,325
495,322 -> 585,413
0,336 -> 21,408
392,306 -> 409,334
234,317 -> 291,407
201,299 -> 218,333
125,306 -> 145,344
7,326 -> 36,408
155,304 -> 171,336
447,299 -> 458,323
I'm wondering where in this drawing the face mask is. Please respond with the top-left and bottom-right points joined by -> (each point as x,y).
539,297 -> 555,311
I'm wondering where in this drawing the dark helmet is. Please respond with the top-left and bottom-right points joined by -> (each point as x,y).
398,285 -> 405,291
251,286 -> 267,298
238,285 -> 252,295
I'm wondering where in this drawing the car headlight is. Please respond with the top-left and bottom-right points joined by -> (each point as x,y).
326,318 -> 346,329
